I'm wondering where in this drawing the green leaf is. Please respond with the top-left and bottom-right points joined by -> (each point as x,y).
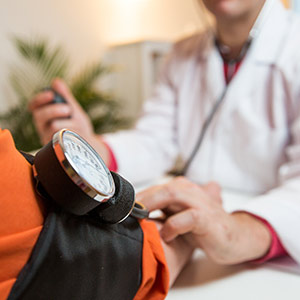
2,36 -> 132,151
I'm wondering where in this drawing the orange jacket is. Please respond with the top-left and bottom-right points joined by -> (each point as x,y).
0,129 -> 169,300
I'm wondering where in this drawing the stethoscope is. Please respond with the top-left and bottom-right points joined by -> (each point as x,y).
172,0 -> 273,176
172,39 -> 251,176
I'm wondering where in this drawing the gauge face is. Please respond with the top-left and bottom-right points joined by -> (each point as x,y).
61,131 -> 114,196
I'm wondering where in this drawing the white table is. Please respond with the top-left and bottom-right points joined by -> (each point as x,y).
135,179 -> 300,300
167,255 -> 300,300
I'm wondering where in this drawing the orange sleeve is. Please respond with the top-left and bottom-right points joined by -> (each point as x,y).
0,129 -> 44,300
0,128 -> 169,300
134,220 -> 170,300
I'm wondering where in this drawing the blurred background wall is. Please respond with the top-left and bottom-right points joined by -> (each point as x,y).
0,0 -> 295,115
0,0 -> 207,113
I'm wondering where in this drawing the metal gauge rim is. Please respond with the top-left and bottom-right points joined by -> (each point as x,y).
52,129 -> 115,203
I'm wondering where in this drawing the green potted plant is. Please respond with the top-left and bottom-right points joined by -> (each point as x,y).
0,37 -> 131,152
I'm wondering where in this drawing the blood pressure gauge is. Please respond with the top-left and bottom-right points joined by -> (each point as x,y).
32,129 -> 148,223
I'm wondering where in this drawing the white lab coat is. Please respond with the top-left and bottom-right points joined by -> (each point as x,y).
105,0 -> 300,263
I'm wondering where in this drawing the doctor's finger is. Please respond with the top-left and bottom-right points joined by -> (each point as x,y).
28,90 -> 54,110
138,183 -> 202,213
51,78 -> 80,109
33,104 -> 72,129
138,177 -> 207,211
160,208 -> 199,242
46,118 -> 80,134
136,184 -> 170,211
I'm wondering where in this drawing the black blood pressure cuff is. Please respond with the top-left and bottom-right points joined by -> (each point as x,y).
8,210 -> 143,300
8,152 -> 143,300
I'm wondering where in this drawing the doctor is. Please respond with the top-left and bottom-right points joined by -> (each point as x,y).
30,0 -> 300,265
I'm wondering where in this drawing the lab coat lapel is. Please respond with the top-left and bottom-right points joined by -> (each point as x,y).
250,0 -> 289,65
209,0 -> 289,114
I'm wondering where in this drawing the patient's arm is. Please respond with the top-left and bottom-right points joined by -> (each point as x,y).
156,221 -> 194,286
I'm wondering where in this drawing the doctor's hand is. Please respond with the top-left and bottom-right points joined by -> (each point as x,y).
29,78 -> 110,163
137,177 -> 272,265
